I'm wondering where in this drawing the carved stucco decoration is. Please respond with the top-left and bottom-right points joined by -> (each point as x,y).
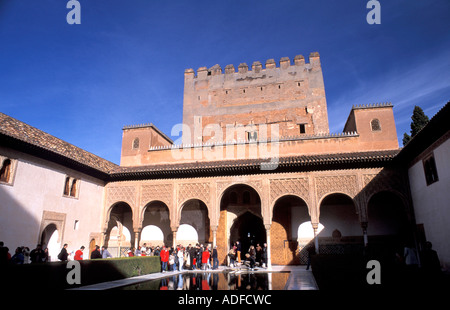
269,178 -> 309,205
315,175 -> 358,203
106,185 -> 136,208
178,182 -> 210,205
141,184 -> 173,208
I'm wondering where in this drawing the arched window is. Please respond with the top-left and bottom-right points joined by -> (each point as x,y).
371,119 -> 381,131
70,179 -> 77,197
0,159 -> 11,183
63,177 -> 70,196
243,191 -> 251,204
133,137 -> 139,149
229,191 -> 238,204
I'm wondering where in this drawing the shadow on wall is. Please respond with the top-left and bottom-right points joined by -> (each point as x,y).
0,185 -> 42,254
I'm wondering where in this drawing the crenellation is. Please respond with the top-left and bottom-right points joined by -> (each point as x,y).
294,55 -> 305,66
265,58 -> 276,69
280,57 -> 290,69
352,102 -> 393,109
252,61 -> 262,73
182,51 -> 329,144
225,64 -> 235,74
238,63 -> 248,74
188,53 -> 321,78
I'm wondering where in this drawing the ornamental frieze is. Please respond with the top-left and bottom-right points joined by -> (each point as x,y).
269,177 -> 309,204
315,175 -> 358,201
106,185 -> 136,207
141,184 -> 173,208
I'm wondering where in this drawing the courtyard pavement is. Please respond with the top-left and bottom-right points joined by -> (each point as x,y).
68,265 -> 318,290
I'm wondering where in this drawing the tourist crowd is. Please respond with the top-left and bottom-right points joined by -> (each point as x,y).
125,243 -> 220,272
1,240 -> 269,272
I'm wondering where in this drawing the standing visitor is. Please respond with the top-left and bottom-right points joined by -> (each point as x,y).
30,244 -> 45,263
57,244 -> 69,261
202,246 -> 210,270
101,246 -> 113,258
262,243 -> 268,268
74,246 -> 85,260
236,241 -> 241,264
177,247 -> 184,271
11,247 -> 24,264
212,245 -> 219,270
91,245 -> 102,259
160,246 -> 169,272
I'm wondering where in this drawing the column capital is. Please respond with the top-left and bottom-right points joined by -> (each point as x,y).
264,224 -> 271,231
360,221 -> 368,230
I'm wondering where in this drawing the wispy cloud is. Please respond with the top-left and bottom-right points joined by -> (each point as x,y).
327,49 -> 450,136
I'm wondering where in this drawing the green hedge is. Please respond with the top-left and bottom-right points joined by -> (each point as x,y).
2,256 -> 161,290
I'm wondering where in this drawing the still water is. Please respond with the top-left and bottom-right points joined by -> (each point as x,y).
113,271 -> 290,290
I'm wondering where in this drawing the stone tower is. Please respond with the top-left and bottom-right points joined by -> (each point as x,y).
182,52 -> 329,145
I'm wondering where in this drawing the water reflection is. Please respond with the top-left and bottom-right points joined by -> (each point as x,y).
116,272 -> 289,290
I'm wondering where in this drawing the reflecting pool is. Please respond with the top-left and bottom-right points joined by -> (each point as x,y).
113,271 -> 290,290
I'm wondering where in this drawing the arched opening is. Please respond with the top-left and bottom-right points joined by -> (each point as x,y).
272,195 -> 310,265
176,224 -> 199,246
142,200 -> 171,247
319,193 -> 360,238
367,191 -> 411,246
41,224 -> 59,261
230,211 -> 266,254
318,193 -> 361,254
105,202 -> 134,255
141,225 -> 164,246
218,184 -> 262,265
180,199 -> 209,246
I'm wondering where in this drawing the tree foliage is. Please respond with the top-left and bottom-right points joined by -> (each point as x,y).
402,105 -> 429,146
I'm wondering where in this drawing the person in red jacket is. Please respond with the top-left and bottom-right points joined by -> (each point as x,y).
160,246 -> 169,272
74,246 -> 85,260
202,246 -> 210,270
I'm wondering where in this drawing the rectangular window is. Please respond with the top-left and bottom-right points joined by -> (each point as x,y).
0,157 -> 16,186
299,124 -> 306,134
63,176 -> 80,198
247,131 -> 258,142
423,153 -> 439,186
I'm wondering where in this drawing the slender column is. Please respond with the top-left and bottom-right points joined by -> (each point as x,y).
361,222 -> 368,246
265,224 -> 272,270
134,231 -> 140,249
100,232 -> 107,248
312,222 -> 319,254
172,229 -> 177,247
212,228 -> 217,248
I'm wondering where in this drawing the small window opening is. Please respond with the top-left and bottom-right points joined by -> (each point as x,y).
70,179 -> 77,197
243,191 -> 251,204
371,119 -> 381,131
423,154 -> 439,186
63,177 -> 70,196
299,124 -> 306,134
0,159 -> 12,183
133,138 -> 139,149
247,131 -> 258,142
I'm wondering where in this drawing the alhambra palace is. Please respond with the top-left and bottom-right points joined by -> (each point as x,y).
1,52 -> 449,271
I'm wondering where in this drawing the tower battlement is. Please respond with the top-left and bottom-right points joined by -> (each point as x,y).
182,52 -> 329,145
184,52 -> 321,79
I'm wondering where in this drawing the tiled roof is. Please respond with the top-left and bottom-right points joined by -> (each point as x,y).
0,112 -> 400,181
0,113 -> 119,174
110,149 -> 399,180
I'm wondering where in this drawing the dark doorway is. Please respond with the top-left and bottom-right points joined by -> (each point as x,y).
230,211 -> 266,253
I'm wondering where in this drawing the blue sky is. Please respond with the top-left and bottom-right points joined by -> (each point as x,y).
1,0 -> 449,164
